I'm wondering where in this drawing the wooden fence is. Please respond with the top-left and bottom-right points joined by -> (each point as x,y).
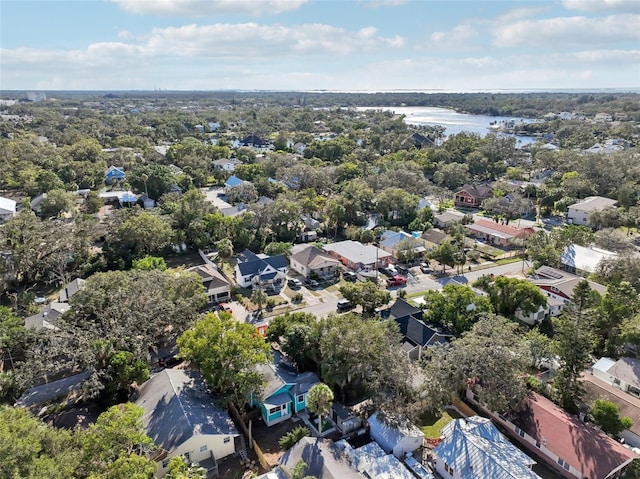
229,403 -> 272,472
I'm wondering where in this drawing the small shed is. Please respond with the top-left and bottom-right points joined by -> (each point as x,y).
368,411 -> 424,458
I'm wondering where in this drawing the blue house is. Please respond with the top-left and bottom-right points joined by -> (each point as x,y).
105,165 -> 125,185
251,350 -> 319,427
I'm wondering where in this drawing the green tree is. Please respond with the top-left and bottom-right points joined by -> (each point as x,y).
177,313 -> 270,407
423,314 -> 529,413
339,282 -> 391,317
480,276 -> 548,319
423,284 -> 492,335
39,189 -> 77,218
132,256 -> 167,271
84,190 -> 104,214
264,242 -> 293,257
251,288 -> 268,314
595,281 -> 639,356
165,456 -> 206,479
129,164 -> 177,200
79,403 -> 155,478
429,240 -> 458,272
306,383 -> 334,435
589,400 -> 633,437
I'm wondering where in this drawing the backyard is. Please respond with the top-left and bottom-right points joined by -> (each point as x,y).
419,408 -> 463,439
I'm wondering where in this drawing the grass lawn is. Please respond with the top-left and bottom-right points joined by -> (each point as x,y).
419,410 -> 454,439
495,257 -> 523,265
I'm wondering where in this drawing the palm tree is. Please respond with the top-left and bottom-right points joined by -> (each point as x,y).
306,383 -> 334,435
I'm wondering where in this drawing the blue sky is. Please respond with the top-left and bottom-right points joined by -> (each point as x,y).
1,0 -> 639,91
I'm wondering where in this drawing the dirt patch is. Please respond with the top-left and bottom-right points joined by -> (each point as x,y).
251,417 -> 302,466
164,251 -> 206,269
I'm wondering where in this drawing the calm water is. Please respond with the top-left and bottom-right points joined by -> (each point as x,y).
358,106 -> 539,146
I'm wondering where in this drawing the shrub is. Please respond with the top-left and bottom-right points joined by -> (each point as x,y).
278,426 -> 311,450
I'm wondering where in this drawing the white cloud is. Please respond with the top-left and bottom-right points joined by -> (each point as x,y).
492,14 -> 640,47
495,6 -> 550,22
109,0 -> 308,16
359,0 -> 408,8
429,24 -> 478,49
562,0 -> 640,13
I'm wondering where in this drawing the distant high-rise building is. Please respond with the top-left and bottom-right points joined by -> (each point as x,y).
26,91 -> 46,102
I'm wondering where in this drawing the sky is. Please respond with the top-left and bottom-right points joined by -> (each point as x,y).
1,0 -> 639,91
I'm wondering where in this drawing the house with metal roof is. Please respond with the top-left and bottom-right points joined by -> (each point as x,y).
592,357 -> 640,399
24,302 -> 70,330
368,411 -> 424,459
234,249 -> 288,290
379,230 -> 426,260
58,278 -> 86,303
224,174 -> 245,189
433,416 -> 541,479
249,350 -> 319,427
340,440 -> 416,479
135,369 -> 239,478
560,244 -> 617,276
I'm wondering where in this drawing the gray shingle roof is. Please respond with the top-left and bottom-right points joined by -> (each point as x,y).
135,369 -> 237,452
279,437 -> 361,479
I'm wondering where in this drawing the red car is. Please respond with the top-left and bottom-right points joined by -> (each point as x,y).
386,275 -> 407,287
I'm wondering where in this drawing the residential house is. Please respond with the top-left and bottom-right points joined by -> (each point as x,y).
30,193 -> 47,214
135,369 -> 240,478
219,203 -> 248,218
465,219 -> 535,247
466,390 -> 637,479
421,229 -> 451,251
387,298 -> 452,361
138,193 -> 156,209
433,416 -> 541,479
104,165 -> 125,185
582,371 -> 640,448
379,230 -> 426,261
411,132 -> 434,149
454,184 -> 493,208
592,357 -> 640,398
367,411 -> 424,459
594,112 -> 613,122
234,249 -> 288,290
567,196 -> 617,226
331,403 -> 363,436
0,196 -> 16,222
529,168 -> 554,184
561,244 -> 617,276
278,437 -> 361,479
240,134 -> 269,149
58,278 -> 86,303
433,210 -> 465,229
224,175 -> 245,189
323,240 -> 392,272
339,440 -> 416,479
189,264 -> 231,304
212,158 -> 241,171
250,350 -> 319,427
289,245 -> 340,279
585,142 -> 624,155
528,266 -> 607,317
16,371 -> 90,408
24,302 -> 70,330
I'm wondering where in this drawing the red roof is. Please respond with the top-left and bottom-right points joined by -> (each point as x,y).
516,392 -> 636,479
474,219 -> 535,238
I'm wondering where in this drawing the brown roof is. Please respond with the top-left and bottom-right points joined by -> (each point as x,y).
514,392 -> 636,479
608,358 -> 640,390
474,219 -> 535,238
290,245 -> 340,269
421,229 -> 450,245
456,184 -> 493,199
582,372 -> 640,436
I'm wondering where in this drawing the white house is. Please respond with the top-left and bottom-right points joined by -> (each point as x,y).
561,244 -> 617,276
234,249 -> 288,290
189,264 -> 231,304
0,196 -> 17,222
433,416 -> 541,479
367,411 -> 424,459
136,369 -> 240,478
323,240 -> 392,272
566,196 -> 617,226
592,357 -> 640,398
212,158 -> 241,172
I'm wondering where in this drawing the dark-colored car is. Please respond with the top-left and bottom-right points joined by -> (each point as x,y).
343,271 -> 358,282
378,267 -> 394,277
337,299 -> 354,311
395,264 -> 409,275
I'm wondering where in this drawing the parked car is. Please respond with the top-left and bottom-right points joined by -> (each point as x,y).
218,303 -> 232,312
337,299 -> 354,312
386,275 -> 407,287
288,278 -> 302,289
306,278 -> 320,288
343,271 -> 358,282
419,262 -> 431,274
395,264 -> 409,275
378,267 -> 394,277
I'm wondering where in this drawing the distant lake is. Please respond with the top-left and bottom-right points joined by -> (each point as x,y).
358,106 -> 539,146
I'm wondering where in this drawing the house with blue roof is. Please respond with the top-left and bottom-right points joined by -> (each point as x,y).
250,350 -> 320,427
433,416 -> 541,479
379,230 -> 426,260
105,165 -> 125,185
234,249 -> 288,290
224,175 -> 245,189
